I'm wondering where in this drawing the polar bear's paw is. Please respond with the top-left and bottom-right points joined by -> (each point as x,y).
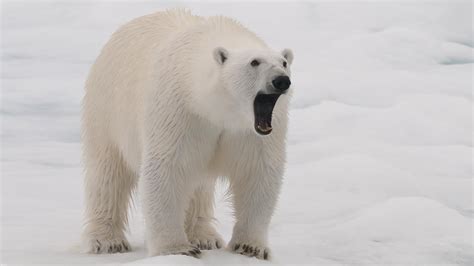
156,245 -> 202,258
230,243 -> 270,260
189,234 -> 224,250
85,237 -> 131,254
177,246 -> 202,258
186,221 -> 225,250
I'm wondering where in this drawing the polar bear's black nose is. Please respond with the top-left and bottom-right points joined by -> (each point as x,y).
272,76 -> 291,92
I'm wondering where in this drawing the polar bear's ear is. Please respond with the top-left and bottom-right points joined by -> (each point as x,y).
213,47 -> 229,65
281,48 -> 294,65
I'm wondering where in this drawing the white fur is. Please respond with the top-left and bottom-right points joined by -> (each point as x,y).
81,9 -> 293,260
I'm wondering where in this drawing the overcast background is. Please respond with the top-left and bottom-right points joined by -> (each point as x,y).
1,0 -> 473,264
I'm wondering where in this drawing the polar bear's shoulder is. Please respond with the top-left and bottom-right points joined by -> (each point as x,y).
204,15 -> 267,49
119,9 -> 204,32
112,9 -> 265,50
148,9 -> 204,28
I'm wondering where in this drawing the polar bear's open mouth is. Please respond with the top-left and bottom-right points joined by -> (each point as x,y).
253,93 -> 281,135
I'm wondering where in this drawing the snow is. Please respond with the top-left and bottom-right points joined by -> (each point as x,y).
1,1 -> 473,264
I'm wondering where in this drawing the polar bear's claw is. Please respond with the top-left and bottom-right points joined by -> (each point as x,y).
231,243 -> 270,260
190,237 -> 224,250
86,238 -> 131,254
149,244 -> 202,258
179,247 -> 202,258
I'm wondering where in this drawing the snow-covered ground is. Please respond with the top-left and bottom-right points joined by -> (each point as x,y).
1,1 -> 473,264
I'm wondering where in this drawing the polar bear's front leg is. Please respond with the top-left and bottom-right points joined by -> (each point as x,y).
227,165 -> 283,260
81,143 -> 135,254
140,160 -> 201,258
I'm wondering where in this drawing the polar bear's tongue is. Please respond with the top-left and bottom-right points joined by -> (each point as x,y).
253,94 -> 281,135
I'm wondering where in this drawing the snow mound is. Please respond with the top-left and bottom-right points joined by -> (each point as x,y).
315,197 -> 473,265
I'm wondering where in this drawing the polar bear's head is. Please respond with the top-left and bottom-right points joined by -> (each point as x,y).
198,47 -> 294,135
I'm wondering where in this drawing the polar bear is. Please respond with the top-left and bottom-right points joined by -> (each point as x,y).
81,9 -> 293,260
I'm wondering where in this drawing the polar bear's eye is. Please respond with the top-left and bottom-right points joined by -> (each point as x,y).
250,59 -> 260,67
283,61 -> 287,68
